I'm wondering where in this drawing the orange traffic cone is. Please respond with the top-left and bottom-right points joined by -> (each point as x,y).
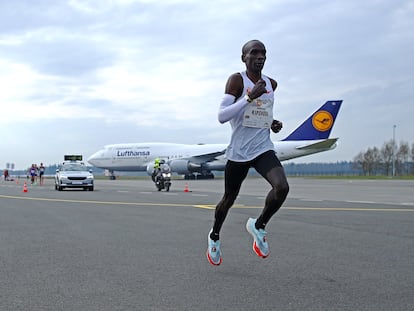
22,181 -> 28,193
184,183 -> 190,192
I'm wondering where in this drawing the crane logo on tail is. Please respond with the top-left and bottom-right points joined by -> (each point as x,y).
312,110 -> 333,132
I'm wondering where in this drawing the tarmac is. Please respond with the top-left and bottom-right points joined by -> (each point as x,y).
1,177 -> 413,311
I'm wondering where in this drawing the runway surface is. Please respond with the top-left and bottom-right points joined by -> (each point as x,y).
1,177 -> 413,311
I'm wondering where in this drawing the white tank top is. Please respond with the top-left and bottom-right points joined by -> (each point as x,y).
226,71 -> 275,162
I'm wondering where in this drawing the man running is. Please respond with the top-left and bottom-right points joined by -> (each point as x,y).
207,40 -> 289,266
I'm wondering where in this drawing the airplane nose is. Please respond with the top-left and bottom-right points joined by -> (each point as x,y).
87,152 -> 99,165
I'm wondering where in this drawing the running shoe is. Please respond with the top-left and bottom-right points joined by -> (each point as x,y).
246,218 -> 269,258
206,229 -> 222,266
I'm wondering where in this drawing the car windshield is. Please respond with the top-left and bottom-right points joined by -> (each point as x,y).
60,164 -> 89,172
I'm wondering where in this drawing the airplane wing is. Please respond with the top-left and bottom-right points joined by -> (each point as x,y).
295,138 -> 338,150
187,150 -> 226,164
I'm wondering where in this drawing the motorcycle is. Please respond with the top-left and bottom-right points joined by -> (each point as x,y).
154,164 -> 172,192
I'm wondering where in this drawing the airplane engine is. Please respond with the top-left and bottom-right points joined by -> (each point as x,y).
169,160 -> 201,175
204,162 -> 226,171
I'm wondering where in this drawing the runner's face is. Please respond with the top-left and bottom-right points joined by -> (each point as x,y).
243,42 -> 266,72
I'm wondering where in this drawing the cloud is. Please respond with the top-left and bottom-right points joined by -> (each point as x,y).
1,0 -> 413,169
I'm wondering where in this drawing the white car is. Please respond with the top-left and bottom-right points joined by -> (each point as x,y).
55,162 -> 94,191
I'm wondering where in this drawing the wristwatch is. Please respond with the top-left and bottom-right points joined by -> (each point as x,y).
244,94 -> 253,103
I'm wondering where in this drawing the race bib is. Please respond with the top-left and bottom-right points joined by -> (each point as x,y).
242,98 -> 273,128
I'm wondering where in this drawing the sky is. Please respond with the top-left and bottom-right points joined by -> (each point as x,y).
1,0 -> 413,170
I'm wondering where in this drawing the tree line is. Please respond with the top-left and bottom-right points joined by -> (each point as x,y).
353,140 -> 413,176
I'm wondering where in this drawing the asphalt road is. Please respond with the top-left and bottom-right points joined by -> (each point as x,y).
1,177 -> 413,311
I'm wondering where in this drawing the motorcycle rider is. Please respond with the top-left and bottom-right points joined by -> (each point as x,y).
152,158 -> 161,182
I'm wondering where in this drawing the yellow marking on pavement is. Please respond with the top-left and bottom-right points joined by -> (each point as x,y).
193,204 -> 247,209
193,205 -> 215,209
1,194 -> 413,212
0,194 -> 190,207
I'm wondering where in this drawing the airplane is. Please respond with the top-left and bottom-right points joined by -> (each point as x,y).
87,100 -> 342,179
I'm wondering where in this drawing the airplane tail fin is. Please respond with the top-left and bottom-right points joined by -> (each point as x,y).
282,100 -> 342,141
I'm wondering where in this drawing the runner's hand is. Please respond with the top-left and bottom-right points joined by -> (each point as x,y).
249,79 -> 267,100
271,120 -> 283,133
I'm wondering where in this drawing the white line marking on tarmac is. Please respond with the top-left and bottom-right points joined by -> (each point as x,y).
346,200 -> 375,204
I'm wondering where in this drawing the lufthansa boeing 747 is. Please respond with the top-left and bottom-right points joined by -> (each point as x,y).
87,100 -> 342,179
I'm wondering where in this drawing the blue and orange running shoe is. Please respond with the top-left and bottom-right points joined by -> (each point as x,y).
246,218 -> 269,258
206,229 -> 222,266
